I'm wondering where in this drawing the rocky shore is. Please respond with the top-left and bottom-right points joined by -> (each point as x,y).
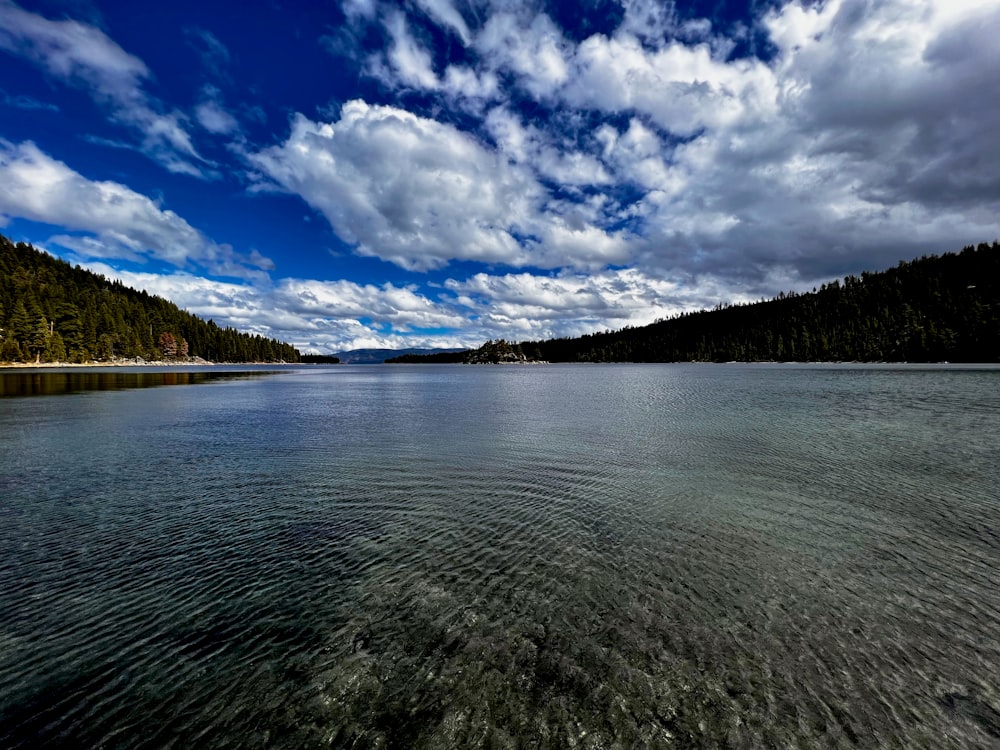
0,356 -> 222,369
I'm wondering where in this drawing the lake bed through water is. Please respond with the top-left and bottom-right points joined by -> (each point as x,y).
1,363 -> 998,748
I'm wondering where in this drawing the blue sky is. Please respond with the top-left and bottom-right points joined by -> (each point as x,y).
1,0 -> 998,353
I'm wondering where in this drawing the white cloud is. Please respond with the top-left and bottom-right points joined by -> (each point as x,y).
195,86 -> 240,135
274,278 -> 466,331
196,100 -> 239,135
343,0 -> 377,22
261,0 -> 993,291
451,0 -> 999,287
485,107 -> 612,186
443,267 -> 743,340
617,0 -> 680,44
370,11 -> 500,105
0,141 -> 268,278
413,0 -> 472,45
475,12 -> 571,98
595,118 -> 686,194
382,11 -> 440,90
0,0 -> 147,94
0,1 -> 210,176
248,102 -> 530,270
249,100 -> 628,272
563,33 -> 778,137
441,65 -> 500,102
626,0 -> 1000,281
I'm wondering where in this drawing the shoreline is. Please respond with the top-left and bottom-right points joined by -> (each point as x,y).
2,359 -> 990,370
0,357 -> 298,370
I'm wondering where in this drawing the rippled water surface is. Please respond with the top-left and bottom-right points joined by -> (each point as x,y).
1,363 -> 998,748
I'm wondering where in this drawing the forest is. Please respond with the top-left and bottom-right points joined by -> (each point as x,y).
390,242 -> 1000,364
0,234 -> 301,364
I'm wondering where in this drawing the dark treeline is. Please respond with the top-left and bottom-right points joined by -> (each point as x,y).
0,235 -> 301,364
392,242 -> 1000,364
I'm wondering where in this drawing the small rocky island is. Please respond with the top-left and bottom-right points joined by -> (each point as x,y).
386,339 -> 544,364
464,339 -> 542,364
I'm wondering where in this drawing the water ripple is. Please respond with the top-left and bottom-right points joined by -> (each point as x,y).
1,364 -> 998,748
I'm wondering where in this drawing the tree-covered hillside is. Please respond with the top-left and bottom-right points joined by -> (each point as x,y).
392,242 -> 1000,364
0,235 -> 300,364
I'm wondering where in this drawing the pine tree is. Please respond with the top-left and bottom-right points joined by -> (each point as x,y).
9,299 -> 30,347
44,331 -> 67,363
28,314 -> 49,362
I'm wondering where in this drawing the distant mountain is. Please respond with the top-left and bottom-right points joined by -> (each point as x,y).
392,242 -> 1000,364
333,347 -> 465,364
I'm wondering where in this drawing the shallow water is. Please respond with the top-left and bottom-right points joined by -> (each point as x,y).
1,364 -> 998,748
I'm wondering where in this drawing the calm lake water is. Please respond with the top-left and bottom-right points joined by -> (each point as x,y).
1,364 -> 998,749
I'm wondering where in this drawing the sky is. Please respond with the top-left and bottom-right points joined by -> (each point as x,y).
1,0 -> 998,353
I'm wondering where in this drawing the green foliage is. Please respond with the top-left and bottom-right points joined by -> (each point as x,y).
44,331 -> 67,363
0,234 -> 301,364
8,299 -> 30,348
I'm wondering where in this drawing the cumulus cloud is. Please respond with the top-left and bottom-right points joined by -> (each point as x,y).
563,33 -> 778,137
163,0 -> 1000,351
0,141 -> 268,278
766,0 -> 1000,209
504,2 -> 995,280
452,0 -> 999,286
440,64 -> 500,101
485,107 -> 612,186
248,102 -> 529,270
267,0 -> 1000,304
249,100 -> 628,271
0,1 -> 211,177
617,0 -> 1000,282
274,278 -> 466,330
475,12 -> 571,98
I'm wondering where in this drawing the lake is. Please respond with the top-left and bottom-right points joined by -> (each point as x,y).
1,364 -> 998,748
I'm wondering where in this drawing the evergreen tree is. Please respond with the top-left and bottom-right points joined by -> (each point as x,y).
27,314 -> 49,362
0,336 -> 22,361
9,299 -> 30,348
44,331 -> 67,363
